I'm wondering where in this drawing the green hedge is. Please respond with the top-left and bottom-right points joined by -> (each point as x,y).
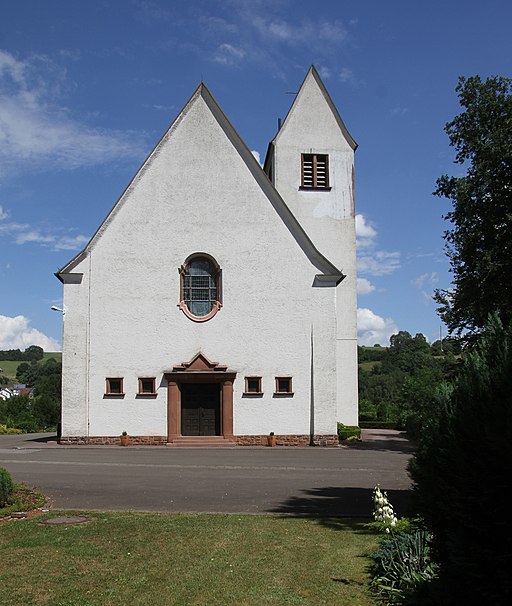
337,423 -> 361,441
0,424 -> 23,435
359,421 -> 400,430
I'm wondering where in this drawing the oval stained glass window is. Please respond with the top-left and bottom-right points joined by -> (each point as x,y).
179,255 -> 222,321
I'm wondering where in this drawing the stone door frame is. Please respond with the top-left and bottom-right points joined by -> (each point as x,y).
164,352 -> 235,443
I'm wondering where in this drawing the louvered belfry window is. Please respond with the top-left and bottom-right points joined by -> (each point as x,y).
179,255 -> 222,321
301,153 -> 329,189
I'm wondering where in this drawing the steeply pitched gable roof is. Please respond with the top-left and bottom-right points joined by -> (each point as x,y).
57,80 -> 344,285
275,65 -> 357,150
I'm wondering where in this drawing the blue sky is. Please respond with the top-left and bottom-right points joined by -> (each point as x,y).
1,0 -> 511,351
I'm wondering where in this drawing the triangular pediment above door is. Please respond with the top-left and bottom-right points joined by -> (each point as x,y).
172,352 -> 228,372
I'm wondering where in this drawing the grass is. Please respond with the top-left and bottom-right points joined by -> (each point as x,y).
0,352 -> 62,383
0,512 -> 379,606
0,484 -> 46,517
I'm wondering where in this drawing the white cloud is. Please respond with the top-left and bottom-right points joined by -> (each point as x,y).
318,66 -> 331,79
356,213 -> 401,276
202,4 -> 349,71
0,207 -> 89,252
251,149 -> 262,165
213,43 -> 246,65
257,18 -> 347,47
413,271 -> 439,302
357,308 -> 399,346
0,50 -> 146,177
0,314 -> 60,351
355,213 -> 377,248
414,272 -> 438,290
339,67 -> 353,82
357,277 -> 376,295
358,250 -> 401,276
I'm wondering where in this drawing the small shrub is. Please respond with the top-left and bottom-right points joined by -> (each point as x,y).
369,485 -> 438,604
0,424 -> 23,435
0,483 -> 46,516
337,423 -> 361,441
369,529 -> 438,604
0,467 -> 14,507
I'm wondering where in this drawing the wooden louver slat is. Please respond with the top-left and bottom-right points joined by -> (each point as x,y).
301,153 -> 329,188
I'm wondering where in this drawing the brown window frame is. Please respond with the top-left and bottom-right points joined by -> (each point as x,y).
243,376 -> 263,396
105,377 -> 124,397
274,376 -> 293,397
178,253 -> 222,322
300,153 -> 331,190
137,377 -> 157,396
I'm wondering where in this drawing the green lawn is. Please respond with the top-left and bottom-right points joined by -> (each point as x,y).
0,512 -> 379,606
0,352 -> 61,383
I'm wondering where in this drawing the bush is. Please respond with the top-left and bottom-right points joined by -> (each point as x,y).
0,424 -> 23,435
369,485 -> 438,604
337,423 -> 361,441
359,398 -> 378,421
410,315 -> 512,603
0,467 -> 14,507
369,529 -> 438,604
359,420 -> 398,429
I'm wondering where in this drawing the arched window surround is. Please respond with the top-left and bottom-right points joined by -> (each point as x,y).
178,253 -> 222,322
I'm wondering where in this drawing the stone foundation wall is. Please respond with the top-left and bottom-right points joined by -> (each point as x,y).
59,436 -> 167,445
235,434 -> 339,447
59,434 -> 339,446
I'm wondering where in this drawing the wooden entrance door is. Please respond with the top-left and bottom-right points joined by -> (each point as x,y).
181,383 -> 220,436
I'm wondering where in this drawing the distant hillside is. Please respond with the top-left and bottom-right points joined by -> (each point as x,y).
0,352 -> 62,384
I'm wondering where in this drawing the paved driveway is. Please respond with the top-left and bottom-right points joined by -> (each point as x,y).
0,430 -> 414,517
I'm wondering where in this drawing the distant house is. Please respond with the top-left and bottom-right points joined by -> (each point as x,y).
0,387 -> 13,401
56,66 -> 359,446
15,387 -> 34,398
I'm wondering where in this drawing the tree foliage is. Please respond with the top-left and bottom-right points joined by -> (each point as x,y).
0,357 -> 61,431
358,331 -> 459,430
0,346 -> 44,361
409,315 -> 512,603
435,75 -> 512,336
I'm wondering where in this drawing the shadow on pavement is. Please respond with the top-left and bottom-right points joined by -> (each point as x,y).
345,430 -> 416,455
268,486 -> 413,521
26,434 -> 59,443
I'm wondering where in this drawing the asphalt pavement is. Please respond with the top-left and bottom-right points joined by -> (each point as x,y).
0,429 -> 414,517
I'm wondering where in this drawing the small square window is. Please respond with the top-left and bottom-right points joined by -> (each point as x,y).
274,377 -> 293,396
138,377 -> 156,395
301,153 -> 330,189
244,376 -> 262,395
106,378 -> 124,396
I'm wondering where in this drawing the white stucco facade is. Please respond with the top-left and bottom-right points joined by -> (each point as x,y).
57,66 -> 358,445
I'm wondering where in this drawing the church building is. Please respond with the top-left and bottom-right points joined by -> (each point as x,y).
56,66 -> 359,446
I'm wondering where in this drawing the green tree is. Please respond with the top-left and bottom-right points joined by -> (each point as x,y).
25,345 -> 44,361
434,75 -> 512,337
409,316 -> 512,602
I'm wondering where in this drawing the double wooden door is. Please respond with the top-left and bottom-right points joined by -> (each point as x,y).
181,383 -> 220,436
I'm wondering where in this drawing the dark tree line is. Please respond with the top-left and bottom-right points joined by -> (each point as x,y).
0,345 -> 45,362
